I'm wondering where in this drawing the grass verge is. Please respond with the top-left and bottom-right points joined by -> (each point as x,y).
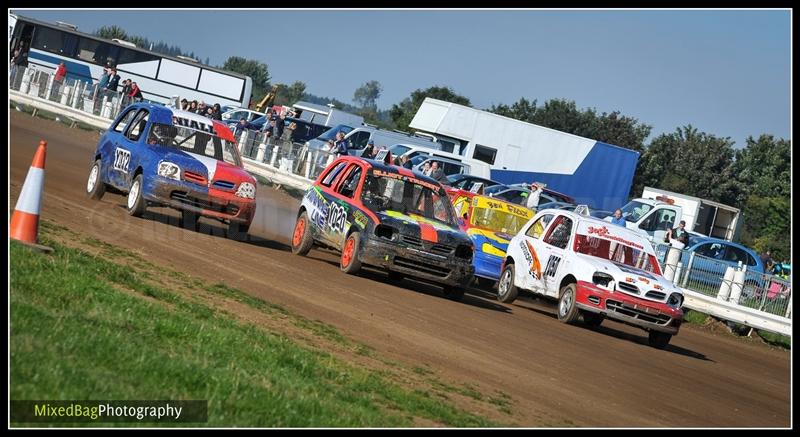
11,230 -> 500,427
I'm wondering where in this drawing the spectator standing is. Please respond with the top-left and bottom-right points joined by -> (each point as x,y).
211,103 -> 223,120
189,100 -> 198,113
97,67 -> 110,96
611,209 -> 626,227
760,250 -> 775,273
525,182 -> 545,211
400,154 -> 413,169
179,98 -> 189,111
429,161 -> 444,182
106,68 -> 120,92
128,82 -> 143,102
334,131 -> 349,157
421,161 -> 432,176
53,62 -> 67,96
362,139 -> 375,159
665,220 -> 689,249
274,114 -> 286,140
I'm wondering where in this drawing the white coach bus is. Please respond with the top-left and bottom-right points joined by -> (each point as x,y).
9,13 -> 253,108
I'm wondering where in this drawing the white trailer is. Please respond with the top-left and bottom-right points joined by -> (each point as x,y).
640,187 -> 742,241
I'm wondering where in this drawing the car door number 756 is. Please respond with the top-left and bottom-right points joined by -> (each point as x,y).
113,148 -> 131,173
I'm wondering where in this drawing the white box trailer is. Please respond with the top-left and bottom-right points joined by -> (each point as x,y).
293,101 -> 364,128
640,187 -> 743,241
409,97 -> 640,211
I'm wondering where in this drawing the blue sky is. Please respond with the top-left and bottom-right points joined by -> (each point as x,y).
16,9 -> 791,148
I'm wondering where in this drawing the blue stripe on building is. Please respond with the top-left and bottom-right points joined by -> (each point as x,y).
491,141 -> 639,211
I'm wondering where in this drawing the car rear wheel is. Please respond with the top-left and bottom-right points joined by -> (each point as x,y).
86,159 -> 105,200
648,331 -> 672,349
557,283 -> 580,324
291,212 -> 313,256
340,232 -> 362,274
497,264 -> 518,303
126,174 -> 146,217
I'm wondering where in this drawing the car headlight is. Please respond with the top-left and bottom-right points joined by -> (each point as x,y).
235,182 -> 256,199
481,242 -> 506,257
157,161 -> 180,180
374,224 -> 396,240
455,244 -> 474,260
592,272 -> 615,291
667,292 -> 683,309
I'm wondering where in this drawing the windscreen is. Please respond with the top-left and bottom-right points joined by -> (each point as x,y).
573,232 -> 661,275
361,169 -> 456,226
469,197 -> 532,235
149,123 -> 241,167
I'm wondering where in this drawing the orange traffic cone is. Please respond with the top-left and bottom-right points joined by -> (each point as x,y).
10,140 -> 53,252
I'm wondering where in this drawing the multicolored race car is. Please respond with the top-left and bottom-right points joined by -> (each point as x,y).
498,208 -> 684,349
291,156 -> 475,300
450,189 -> 534,289
86,103 -> 257,239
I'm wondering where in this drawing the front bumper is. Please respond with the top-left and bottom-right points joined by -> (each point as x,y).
360,236 -> 474,287
145,177 -> 255,225
575,280 -> 683,334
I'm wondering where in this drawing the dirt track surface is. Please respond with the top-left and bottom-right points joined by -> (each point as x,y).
10,112 -> 791,427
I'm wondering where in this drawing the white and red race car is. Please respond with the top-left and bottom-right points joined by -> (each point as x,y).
497,208 -> 684,349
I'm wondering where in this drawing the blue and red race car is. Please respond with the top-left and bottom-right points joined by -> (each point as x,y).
86,103 -> 257,239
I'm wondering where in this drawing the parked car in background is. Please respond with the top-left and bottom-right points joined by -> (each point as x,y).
537,201 -> 577,211
484,184 -> 575,208
449,189 -> 534,289
291,156 -> 475,300
670,234 -> 766,298
498,209 -> 684,348
248,116 -> 333,144
222,108 -> 264,126
443,174 -> 503,192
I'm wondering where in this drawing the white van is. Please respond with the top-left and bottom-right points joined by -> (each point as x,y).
389,144 -> 491,179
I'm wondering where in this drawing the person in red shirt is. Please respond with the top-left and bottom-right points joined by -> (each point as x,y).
53,62 -> 67,97
54,62 -> 66,82
128,82 -> 143,102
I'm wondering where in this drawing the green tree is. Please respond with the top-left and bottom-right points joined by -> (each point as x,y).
94,25 -> 127,40
390,86 -> 471,131
353,80 -> 383,110
739,196 -> 790,261
732,135 -> 791,202
633,125 -> 738,205
730,134 -> 791,260
222,56 -> 271,104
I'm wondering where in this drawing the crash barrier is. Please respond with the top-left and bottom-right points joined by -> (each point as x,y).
9,65 -> 143,122
235,128 -> 337,182
654,242 -> 791,336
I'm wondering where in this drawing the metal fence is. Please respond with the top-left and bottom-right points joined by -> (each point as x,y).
10,64 -> 147,122
234,128 -> 337,181
654,241 -> 791,318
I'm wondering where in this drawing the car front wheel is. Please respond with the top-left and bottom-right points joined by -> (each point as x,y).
497,264 -> 518,303
126,174 -> 146,217
557,283 -> 580,324
291,211 -> 313,255
86,159 -> 105,200
340,232 -> 362,274
648,331 -> 672,349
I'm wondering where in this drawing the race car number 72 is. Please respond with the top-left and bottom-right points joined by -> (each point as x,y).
113,148 -> 131,173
